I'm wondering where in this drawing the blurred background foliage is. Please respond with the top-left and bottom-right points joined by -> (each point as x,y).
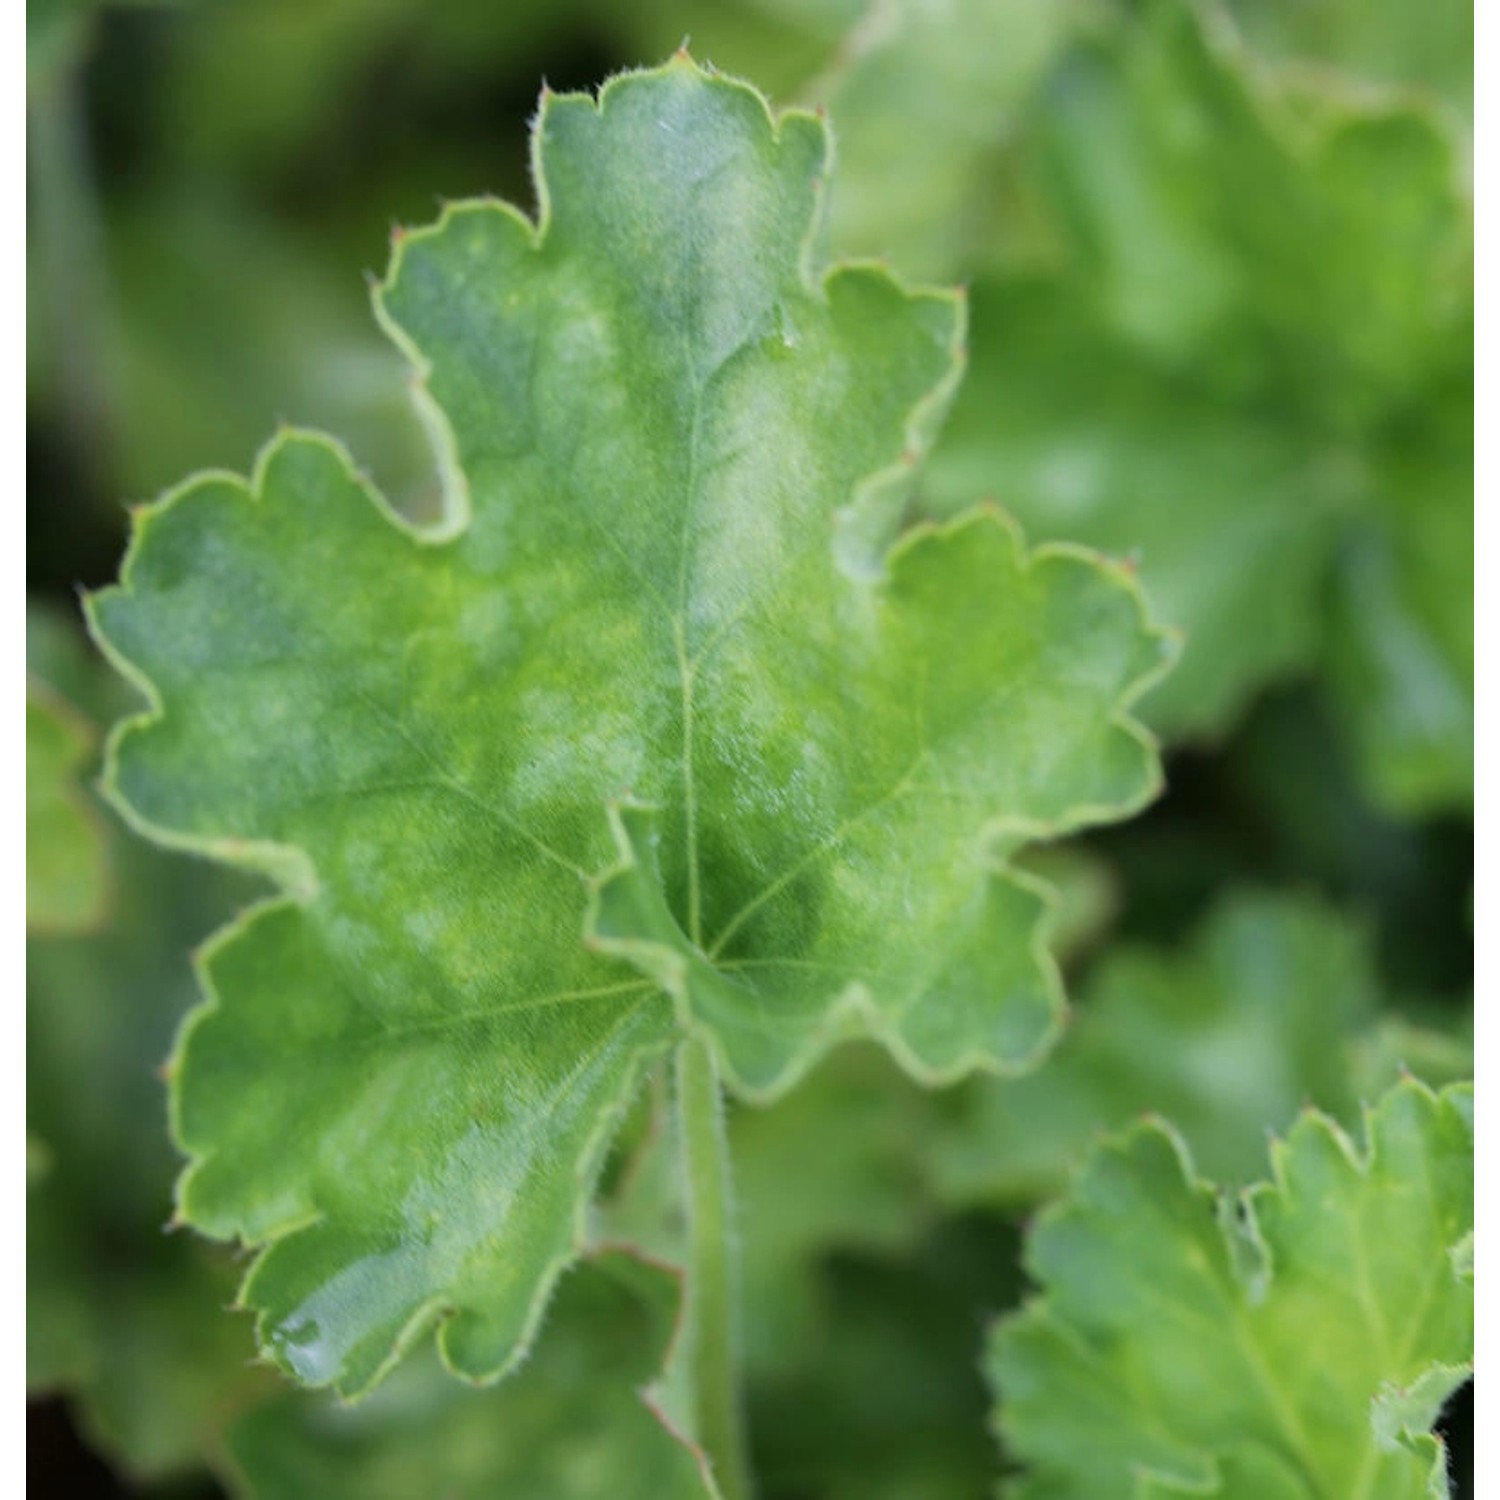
27,0 -> 1471,1495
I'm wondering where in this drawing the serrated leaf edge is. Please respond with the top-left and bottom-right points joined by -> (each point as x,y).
83,53 -> 1172,1394
993,1077 -> 1473,1497
584,504 -> 1177,1104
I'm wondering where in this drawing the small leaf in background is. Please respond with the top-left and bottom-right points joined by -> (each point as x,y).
1324,378 -> 1474,814
1226,0 -> 1473,119
1024,0 -> 1467,418
924,0 -> 1471,807
27,676 -> 109,934
932,892 -> 1471,1208
28,601 -> 112,934
89,59 -> 1171,1397
225,1251 -> 718,1500
990,1078 -> 1473,1497
923,273 -> 1338,739
799,0 -> 1083,282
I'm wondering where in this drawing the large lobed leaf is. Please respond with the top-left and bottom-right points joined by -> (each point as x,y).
990,1077 -> 1473,1497
88,58 -> 1170,1396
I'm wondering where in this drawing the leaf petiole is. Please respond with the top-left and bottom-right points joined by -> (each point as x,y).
676,1033 -> 753,1500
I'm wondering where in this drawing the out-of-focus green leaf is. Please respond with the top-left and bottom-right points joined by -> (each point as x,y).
1227,0 -> 1473,120
799,0 -> 1082,281
927,0 -> 1471,801
622,1 -> 860,98
1350,1012 -> 1473,1104
156,0 -> 594,183
27,674 -> 109,934
1162,685 -> 1474,998
989,1077 -> 1473,1496
1009,843 -> 1119,968
225,1251 -> 718,1500
100,194 -> 431,509
27,603 -> 274,1479
1025,0 -> 1468,423
751,1215 -> 1024,1500
1325,382 -> 1474,813
729,1045 -> 934,1375
933,892 -> 1471,1207
924,274 -> 1339,737
88,60 -> 1171,1397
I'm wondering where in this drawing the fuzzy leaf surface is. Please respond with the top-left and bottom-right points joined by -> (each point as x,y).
89,59 -> 1169,1396
990,1078 -> 1474,1497
226,1251 -> 717,1500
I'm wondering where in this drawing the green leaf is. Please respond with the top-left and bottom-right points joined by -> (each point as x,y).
88,58 -> 1171,1397
28,602 -> 111,933
729,1044 -> 934,1375
933,892 -> 1468,1207
1226,0 -> 1473,120
593,867 -> 1114,1383
1023,0 -> 1467,422
800,0 -> 1082,281
27,672 -> 109,934
1325,385 -> 1473,813
926,0 -> 1471,791
989,1077 -> 1473,1497
923,274 -> 1339,737
225,1250 -> 718,1500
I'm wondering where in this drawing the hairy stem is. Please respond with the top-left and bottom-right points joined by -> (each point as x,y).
676,1034 -> 752,1500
